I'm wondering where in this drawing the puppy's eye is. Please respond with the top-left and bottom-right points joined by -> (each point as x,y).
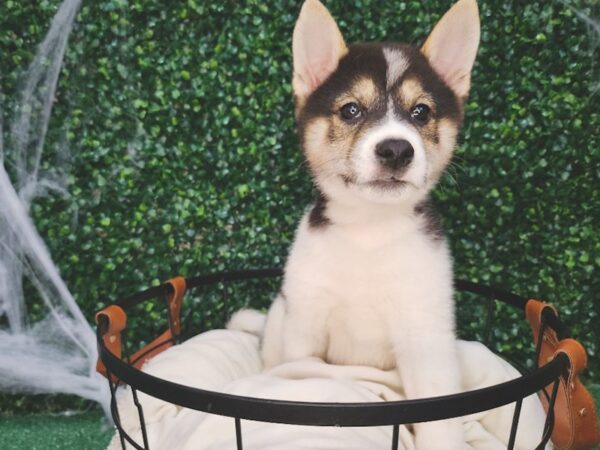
411,104 -> 431,125
340,102 -> 362,121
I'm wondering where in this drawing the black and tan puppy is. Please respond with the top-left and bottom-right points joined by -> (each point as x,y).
235,1 -> 480,448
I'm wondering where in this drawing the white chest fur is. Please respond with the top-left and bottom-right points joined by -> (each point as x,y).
279,205 -> 454,370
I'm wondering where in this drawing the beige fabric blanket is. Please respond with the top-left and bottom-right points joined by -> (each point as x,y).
107,329 -> 548,450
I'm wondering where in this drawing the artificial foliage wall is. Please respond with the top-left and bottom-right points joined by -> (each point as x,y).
1,0 -> 598,386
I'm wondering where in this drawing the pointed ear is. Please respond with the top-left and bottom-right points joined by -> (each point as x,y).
421,0 -> 480,101
292,0 -> 348,103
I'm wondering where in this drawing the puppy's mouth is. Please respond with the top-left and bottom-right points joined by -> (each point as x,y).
366,176 -> 408,190
339,174 -> 416,191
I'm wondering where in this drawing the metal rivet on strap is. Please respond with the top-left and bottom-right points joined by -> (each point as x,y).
579,408 -> 587,417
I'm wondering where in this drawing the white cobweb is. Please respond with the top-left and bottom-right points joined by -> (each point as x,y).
0,0 -> 109,414
570,3 -> 600,92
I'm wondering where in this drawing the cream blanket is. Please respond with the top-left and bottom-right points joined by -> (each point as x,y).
107,329 -> 548,450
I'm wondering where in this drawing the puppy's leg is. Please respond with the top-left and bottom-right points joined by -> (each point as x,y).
394,330 -> 464,450
279,291 -> 331,363
261,294 -> 286,368
263,290 -> 330,368
389,300 -> 464,449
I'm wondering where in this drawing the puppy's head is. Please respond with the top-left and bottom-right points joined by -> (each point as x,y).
293,0 -> 480,206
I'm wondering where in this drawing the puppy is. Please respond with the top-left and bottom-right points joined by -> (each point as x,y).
259,1 -> 480,448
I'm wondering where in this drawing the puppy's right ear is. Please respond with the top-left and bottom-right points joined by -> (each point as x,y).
293,0 -> 347,108
421,0 -> 480,101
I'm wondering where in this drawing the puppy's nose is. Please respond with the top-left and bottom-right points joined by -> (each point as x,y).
375,139 -> 414,170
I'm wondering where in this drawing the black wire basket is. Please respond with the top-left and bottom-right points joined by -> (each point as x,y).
96,268 -> 599,450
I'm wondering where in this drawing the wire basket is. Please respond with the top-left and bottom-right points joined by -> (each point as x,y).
96,269 -> 599,450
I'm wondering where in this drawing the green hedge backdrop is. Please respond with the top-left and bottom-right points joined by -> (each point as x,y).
1,0 -> 599,412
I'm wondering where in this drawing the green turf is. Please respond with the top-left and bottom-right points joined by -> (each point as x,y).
1,387 -> 599,450
0,410 -> 112,450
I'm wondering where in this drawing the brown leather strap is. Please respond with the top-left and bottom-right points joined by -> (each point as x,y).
128,277 -> 187,369
526,299 -> 600,450
96,276 -> 187,384
95,305 -> 127,382
166,276 -> 186,336
129,329 -> 174,370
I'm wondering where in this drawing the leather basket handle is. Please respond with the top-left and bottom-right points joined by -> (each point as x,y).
127,276 -> 188,371
96,276 -> 187,382
166,276 -> 186,336
526,299 -> 600,450
95,305 -> 127,382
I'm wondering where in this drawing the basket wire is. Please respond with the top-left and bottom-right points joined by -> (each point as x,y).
97,269 -> 571,450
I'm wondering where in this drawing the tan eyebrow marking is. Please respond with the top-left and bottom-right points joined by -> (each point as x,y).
398,78 -> 435,111
334,77 -> 379,110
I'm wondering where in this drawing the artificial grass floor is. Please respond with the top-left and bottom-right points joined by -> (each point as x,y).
1,386 -> 599,450
0,410 -> 112,450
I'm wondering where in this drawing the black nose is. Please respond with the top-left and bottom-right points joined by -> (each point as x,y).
375,139 -> 414,170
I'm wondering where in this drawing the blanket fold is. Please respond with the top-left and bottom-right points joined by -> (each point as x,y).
107,329 -> 548,450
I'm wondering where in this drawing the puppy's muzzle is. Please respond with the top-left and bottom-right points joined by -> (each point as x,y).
375,139 -> 414,171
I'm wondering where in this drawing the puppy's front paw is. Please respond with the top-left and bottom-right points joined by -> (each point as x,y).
415,420 -> 466,450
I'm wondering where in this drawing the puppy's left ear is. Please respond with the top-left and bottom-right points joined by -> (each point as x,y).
292,0 -> 348,106
421,0 -> 480,101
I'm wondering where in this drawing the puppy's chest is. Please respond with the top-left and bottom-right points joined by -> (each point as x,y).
286,217 -> 442,304
283,216 -> 449,368
291,232 -> 402,367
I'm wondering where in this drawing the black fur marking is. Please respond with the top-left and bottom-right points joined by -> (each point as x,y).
297,43 -> 389,139
386,43 -> 463,125
296,42 -> 463,154
414,199 -> 445,241
309,193 -> 331,228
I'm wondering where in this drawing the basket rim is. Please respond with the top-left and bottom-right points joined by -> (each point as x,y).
97,268 -> 570,427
